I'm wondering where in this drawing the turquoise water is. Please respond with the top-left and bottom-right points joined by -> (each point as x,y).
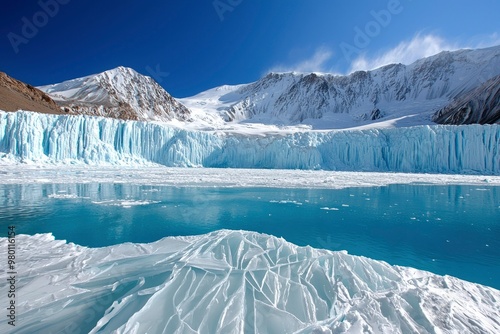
1,183 -> 499,289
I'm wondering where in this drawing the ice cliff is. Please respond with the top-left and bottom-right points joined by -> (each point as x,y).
1,111 -> 499,174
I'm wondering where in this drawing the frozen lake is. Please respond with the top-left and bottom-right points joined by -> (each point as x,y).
1,167 -> 499,289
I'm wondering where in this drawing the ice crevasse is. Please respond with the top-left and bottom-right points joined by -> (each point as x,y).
0,111 -> 499,174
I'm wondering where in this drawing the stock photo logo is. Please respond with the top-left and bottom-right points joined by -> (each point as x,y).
7,0 -> 71,54
213,0 -> 243,21
340,0 -> 409,62
145,64 -> 170,84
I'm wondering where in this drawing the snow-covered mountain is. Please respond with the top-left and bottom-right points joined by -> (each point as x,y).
181,45 -> 500,129
36,46 -> 500,129
433,74 -> 500,125
39,66 -> 191,122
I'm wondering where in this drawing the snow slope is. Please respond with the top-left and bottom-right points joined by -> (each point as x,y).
181,46 -> 500,129
0,230 -> 499,333
38,67 -> 191,122
1,111 -> 499,174
35,46 -> 500,130
433,74 -> 500,125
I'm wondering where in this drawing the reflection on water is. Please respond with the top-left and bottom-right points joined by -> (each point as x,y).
1,183 -> 499,289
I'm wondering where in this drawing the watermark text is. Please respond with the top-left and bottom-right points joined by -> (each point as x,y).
6,225 -> 17,327
7,0 -> 71,54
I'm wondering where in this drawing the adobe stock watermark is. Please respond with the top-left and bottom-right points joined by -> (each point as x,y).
340,0 -> 411,63
242,299 -> 265,332
58,283 -> 129,334
316,235 -> 342,250
145,64 -> 170,84
7,0 -> 71,54
477,61 -> 498,85
213,0 -> 243,22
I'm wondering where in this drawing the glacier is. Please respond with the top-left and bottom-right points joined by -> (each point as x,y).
0,111 -> 499,174
1,230 -> 499,333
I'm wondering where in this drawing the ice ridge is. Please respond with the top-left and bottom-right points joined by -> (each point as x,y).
0,230 -> 499,333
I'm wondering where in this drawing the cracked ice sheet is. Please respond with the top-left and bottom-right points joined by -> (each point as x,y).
0,230 -> 499,333
0,165 -> 499,189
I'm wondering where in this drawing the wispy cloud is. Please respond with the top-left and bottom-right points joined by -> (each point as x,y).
270,47 -> 333,73
269,33 -> 499,76
349,33 -> 500,73
472,32 -> 500,49
349,34 -> 456,73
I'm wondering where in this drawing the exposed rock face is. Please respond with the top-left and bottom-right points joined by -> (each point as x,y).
432,75 -> 500,125
0,72 -> 64,115
361,108 -> 385,121
39,67 -> 191,122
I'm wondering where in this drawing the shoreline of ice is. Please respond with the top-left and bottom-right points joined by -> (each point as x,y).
0,165 -> 499,189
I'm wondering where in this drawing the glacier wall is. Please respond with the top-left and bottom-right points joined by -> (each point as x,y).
0,111 -> 499,174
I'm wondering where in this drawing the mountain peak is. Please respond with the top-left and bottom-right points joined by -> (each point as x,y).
183,45 -> 500,128
37,45 -> 500,128
38,67 -> 191,122
98,66 -> 141,79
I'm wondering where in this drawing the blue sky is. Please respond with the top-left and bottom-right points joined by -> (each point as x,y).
1,0 -> 499,97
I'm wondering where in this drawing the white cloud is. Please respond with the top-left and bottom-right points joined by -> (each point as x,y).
270,47 -> 333,73
349,33 -> 500,73
471,32 -> 500,49
349,34 -> 457,73
268,33 -> 499,76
